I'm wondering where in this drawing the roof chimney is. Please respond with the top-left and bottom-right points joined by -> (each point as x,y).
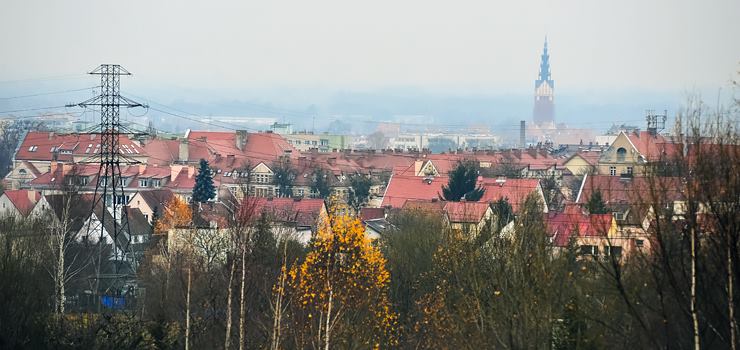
61,164 -> 73,176
179,138 -> 189,163
171,164 -> 183,181
27,190 -> 38,203
187,166 -> 196,178
414,160 -> 424,175
138,164 -> 147,174
235,130 -> 248,151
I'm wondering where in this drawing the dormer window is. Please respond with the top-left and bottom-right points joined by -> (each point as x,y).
152,179 -> 161,188
139,178 -> 149,187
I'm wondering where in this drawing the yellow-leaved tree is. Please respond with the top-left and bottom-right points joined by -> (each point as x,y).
154,196 -> 192,234
288,201 -> 397,349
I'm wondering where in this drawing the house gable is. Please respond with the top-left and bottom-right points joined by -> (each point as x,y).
251,162 -> 274,174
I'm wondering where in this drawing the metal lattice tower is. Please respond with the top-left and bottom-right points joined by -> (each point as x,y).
68,65 -> 146,279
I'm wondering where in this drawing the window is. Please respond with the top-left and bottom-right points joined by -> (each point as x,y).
79,177 -> 89,186
18,169 -> 27,175
616,147 -> 627,161
139,178 -> 149,187
609,166 -> 617,176
626,166 -> 633,175
604,246 -> 622,259
580,245 -> 599,256
28,146 -> 38,152
312,141 -> 317,146
635,239 -> 644,248
115,195 -> 128,205
152,179 -> 161,188
304,140 -> 310,145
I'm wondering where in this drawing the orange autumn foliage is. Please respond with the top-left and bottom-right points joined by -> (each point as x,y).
154,196 -> 192,234
288,208 -> 398,348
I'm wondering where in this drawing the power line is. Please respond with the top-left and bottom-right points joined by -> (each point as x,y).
0,86 -> 100,100
0,73 -> 88,85
0,105 -> 69,114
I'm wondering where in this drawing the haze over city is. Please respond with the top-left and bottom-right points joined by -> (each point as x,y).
1,0 -> 739,131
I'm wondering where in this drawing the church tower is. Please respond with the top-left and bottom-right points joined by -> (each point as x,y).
533,38 -> 555,127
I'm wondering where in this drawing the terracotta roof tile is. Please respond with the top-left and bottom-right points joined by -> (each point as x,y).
443,201 -> 490,223
3,190 -> 40,216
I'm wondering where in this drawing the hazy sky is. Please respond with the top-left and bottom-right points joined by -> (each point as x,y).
2,0 -> 738,93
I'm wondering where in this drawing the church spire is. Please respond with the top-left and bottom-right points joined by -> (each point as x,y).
533,37 -> 555,127
538,37 -> 551,83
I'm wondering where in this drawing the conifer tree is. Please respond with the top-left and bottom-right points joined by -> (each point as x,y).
585,190 -> 609,214
441,160 -> 485,201
193,159 -> 216,203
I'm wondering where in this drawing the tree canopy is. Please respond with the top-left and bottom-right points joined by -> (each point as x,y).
192,159 -> 216,203
585,190 -> 610,214
348,174 -> 372,209
272,160 -> 297,197
311,166 -> 331,198
441,160 -> 485,201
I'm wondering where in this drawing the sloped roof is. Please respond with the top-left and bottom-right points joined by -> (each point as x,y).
547,205 -> 612,247
15,131 -> 144,162
43,193 -> 96,233
251,197 -> 325,227
136,189 -> 175,214
187,131 -> 298,165
381,174 -> 448,208
141,139 -> 180,165
360,207 -> 385,221
625,131 -> 681,161
2,190 -> 40,216
571,150 -> 603,166
577,174 -> 684,206
401,199 -> 446,213
443,201 -> 490,223
479,178 -> 541,213
125,207 -> 152,236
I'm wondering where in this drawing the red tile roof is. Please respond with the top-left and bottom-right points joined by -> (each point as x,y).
479,178 -> 542,213
573,150 -> 603,166
360,207 -> 385,221
547,205 -> 612,247
3,190 -> 40,216
251,197 -> 325,227
381,174 -> 448,208
382,174 -> 541,212
15,131 -> 144,162
141,139 -> 180,165
443,201 -> 490,223
576,174 -> 684,206
186,131 -> 297,166
401,199 -> 446,213
626,131 -> 681,161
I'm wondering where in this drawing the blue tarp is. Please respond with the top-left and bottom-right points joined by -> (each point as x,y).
100,295 -> 126,309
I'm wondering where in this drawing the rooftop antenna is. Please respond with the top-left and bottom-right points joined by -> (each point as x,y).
646,109 -> 667,135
